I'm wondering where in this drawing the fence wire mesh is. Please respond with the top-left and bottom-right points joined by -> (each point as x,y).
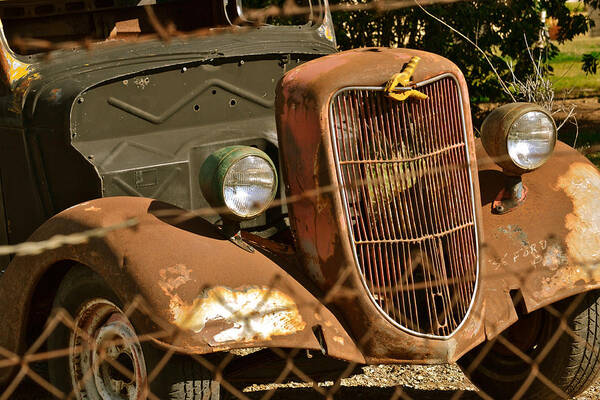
0,0 -> 599,399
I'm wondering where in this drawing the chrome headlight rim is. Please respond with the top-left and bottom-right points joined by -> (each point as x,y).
481,102 -> 557,175
200,145 -> 278,220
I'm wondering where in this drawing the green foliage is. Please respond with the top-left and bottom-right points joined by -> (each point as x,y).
328,0 -> 595,102
582,52 -> 600,74
565,1 -> 586,12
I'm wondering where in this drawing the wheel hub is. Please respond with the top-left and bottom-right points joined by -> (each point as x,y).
69,299 -> 147,400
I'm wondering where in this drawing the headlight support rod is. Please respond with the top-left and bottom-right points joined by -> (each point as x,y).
492,175 -> 528,214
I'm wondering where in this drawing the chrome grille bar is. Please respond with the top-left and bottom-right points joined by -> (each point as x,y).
329,75 -> 479,338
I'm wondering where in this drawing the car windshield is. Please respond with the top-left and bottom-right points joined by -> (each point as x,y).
234,0 -> 326,27
0,0 -> 230,55
0,0 -> 333,55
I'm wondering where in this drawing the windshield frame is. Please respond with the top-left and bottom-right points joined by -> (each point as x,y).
225,0 -> 336,45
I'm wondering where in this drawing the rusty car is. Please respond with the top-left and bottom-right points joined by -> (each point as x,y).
0,0 -> 600,399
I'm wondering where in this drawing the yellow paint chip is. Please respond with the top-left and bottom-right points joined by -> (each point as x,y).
5,51 -> 30,82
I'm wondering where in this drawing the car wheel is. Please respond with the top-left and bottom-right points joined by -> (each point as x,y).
458,290 -> 600,399
47,265 -> 222,399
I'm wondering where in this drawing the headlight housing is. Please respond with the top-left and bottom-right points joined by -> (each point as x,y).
200,146 -> 278,220
481,103 -> 557,174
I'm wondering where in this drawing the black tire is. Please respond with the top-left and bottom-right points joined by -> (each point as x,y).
47,265 -> 222,400
152,355 -> 222,400
458,291 -> 600,399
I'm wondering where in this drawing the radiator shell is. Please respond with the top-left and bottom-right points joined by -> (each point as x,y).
276,47 -> 486,362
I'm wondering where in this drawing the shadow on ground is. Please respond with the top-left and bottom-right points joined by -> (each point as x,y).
243,386 -> 481,399
12,380 -> 481,400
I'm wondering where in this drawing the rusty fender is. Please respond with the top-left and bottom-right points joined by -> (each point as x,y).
477,139 -> 600,338
0,197 -> 363,385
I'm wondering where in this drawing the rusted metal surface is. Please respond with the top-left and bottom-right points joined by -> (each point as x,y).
0,21 -> 31,88
491,175 -> 527,214
1,44 -> 599,392
275,46 -> 600,363
329,78 -> 477,338
276,47 -> 487,364
477,139 -> 600,335
0,197 -> 364,386
71,298 -> 147,400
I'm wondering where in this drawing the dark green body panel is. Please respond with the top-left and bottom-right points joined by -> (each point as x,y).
0,26 -> 336,268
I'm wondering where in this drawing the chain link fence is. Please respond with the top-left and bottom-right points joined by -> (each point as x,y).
1,0 -> 599,399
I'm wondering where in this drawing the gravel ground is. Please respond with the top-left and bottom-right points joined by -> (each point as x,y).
10,363 -> 600,399
242,364 -> 600,399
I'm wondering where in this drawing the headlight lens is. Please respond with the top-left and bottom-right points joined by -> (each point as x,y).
223,155 -> 276,218
200,146 -> 278,220
507,111 -> 556,170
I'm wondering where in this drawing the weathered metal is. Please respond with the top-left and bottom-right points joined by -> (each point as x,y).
477,140 -> 600,323
0,197 -> 364,385
0,11 -> 335,254
71,298 -> 147,400
0,1 -> 598,392
329,78 -> 477,338
276,47 -> 488,363
275,46 -> 600,362
491,175 -> 527,214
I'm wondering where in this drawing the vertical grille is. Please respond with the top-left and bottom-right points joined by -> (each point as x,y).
329,75 -> 478,337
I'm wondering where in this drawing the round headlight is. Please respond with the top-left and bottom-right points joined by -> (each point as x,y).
507,111 -> 556,170
481,103 -> 557,174
200,146 -> 278,220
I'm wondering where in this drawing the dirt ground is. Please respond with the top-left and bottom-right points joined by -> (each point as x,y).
9,362 -> 600,399
554,97 -> 600,168
553,97 -> 600,145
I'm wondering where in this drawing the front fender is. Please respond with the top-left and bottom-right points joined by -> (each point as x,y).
478,139 -> 600,338
0,197 -> 364,385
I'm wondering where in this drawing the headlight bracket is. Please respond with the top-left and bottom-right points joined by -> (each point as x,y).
481,102 -> 556,214
219,220 -> 255,253
491,175 -> 528,215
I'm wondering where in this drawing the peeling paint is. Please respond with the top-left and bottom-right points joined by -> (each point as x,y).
170,286 -> 306,344
532,163 -> 600,299
158,264 -> 193,320
332,335 -> 345,345
159,264 -> 192,292
542,241 -> 568,270
498,225 -> 528,246
555,163 -> 600,269
4,50 -> 30,83
135,76 -> 150,90
48,88 -> 62,103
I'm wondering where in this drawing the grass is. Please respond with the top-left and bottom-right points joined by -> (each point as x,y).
549,36 -> 600,97
547,35 -> 600,166
565,1 -> 586,13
